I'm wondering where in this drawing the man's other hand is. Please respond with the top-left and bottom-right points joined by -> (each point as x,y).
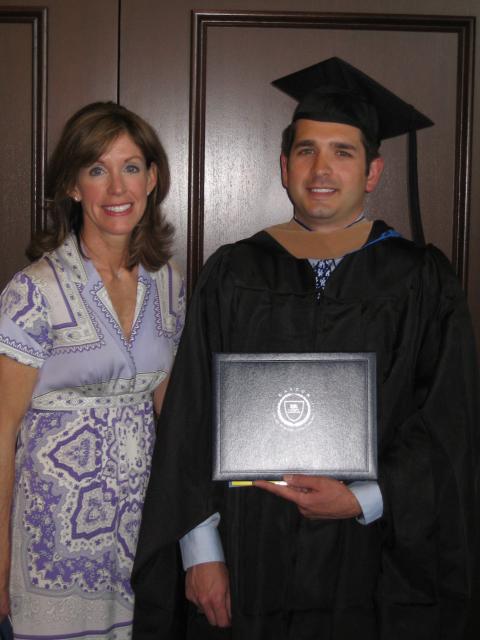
185,561 -> 231,627
254,475 -> 362,519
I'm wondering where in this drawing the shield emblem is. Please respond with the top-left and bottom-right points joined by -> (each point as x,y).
284,399 -> 305,423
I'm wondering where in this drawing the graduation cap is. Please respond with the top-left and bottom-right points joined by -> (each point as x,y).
272,57 -> 434,244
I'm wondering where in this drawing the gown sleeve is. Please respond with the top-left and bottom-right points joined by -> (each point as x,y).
0,271 -> 53,368
376,245 -> 478,635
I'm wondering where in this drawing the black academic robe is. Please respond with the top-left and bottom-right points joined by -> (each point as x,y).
132,221 -> 478,640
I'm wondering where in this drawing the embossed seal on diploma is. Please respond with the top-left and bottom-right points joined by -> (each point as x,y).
275,389 -> 313,430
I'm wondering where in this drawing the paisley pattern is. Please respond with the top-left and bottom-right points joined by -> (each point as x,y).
0,236 -> 184,640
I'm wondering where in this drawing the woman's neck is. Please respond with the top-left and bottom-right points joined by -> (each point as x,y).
80,231 -> 131,280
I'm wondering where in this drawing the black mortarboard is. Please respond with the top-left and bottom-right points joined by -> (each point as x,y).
272,57 -> 434,244
272,57 -> 433,143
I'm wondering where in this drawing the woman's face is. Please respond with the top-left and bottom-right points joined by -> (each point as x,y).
71,132 -> 157,243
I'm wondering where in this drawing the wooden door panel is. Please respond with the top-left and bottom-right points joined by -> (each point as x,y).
0,10 -> 45,290
191,12 -> 473,299
202,24 -> 457,263
0,22 -> 33,281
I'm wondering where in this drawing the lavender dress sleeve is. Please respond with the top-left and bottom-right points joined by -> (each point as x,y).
0,271 -> 53,367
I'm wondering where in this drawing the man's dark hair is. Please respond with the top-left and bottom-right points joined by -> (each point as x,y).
281,121 -> 380,172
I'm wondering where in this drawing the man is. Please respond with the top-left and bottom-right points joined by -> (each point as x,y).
133,58 -> 478,639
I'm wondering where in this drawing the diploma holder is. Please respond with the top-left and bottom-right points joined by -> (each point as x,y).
212,352 -> 377,482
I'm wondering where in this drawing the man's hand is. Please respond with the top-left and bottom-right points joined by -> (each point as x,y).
254,475 -> 362,519
185,561 -> 231,627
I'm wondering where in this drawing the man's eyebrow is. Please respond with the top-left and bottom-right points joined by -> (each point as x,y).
292,139 -> 316,149
292,139 -> 359,151
331,141 -> 358,151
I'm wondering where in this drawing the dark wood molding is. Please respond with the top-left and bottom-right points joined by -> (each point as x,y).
452,17 -> 475,288
189,10 -> 475,293
0,7 -> 48,237
188,9 -> 207,296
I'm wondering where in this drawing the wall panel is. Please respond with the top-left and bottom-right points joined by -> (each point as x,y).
195,17 -> 466,286
0,10 -> 46,288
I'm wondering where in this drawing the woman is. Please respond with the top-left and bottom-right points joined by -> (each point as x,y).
0,102 -> 184,639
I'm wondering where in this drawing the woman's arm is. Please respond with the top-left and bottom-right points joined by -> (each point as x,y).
0,355 -> 38,621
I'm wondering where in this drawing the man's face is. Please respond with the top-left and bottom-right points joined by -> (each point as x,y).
280,119 -> 383,231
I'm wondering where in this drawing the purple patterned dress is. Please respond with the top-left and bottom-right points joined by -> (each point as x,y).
0,235 -> 184,640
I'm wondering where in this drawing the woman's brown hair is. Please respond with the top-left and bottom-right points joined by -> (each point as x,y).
28,101 -> 173,270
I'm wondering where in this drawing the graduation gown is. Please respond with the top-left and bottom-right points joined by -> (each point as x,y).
132,221 -> 478,639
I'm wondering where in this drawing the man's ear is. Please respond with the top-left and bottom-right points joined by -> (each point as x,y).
365,156 -> 384,194
280,153 -> 289,189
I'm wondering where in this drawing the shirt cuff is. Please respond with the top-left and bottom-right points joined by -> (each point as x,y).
349,481 -> 383,525
179,512 -> 225,570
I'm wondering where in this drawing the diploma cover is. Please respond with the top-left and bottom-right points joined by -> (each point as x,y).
212,353 -> 377,481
